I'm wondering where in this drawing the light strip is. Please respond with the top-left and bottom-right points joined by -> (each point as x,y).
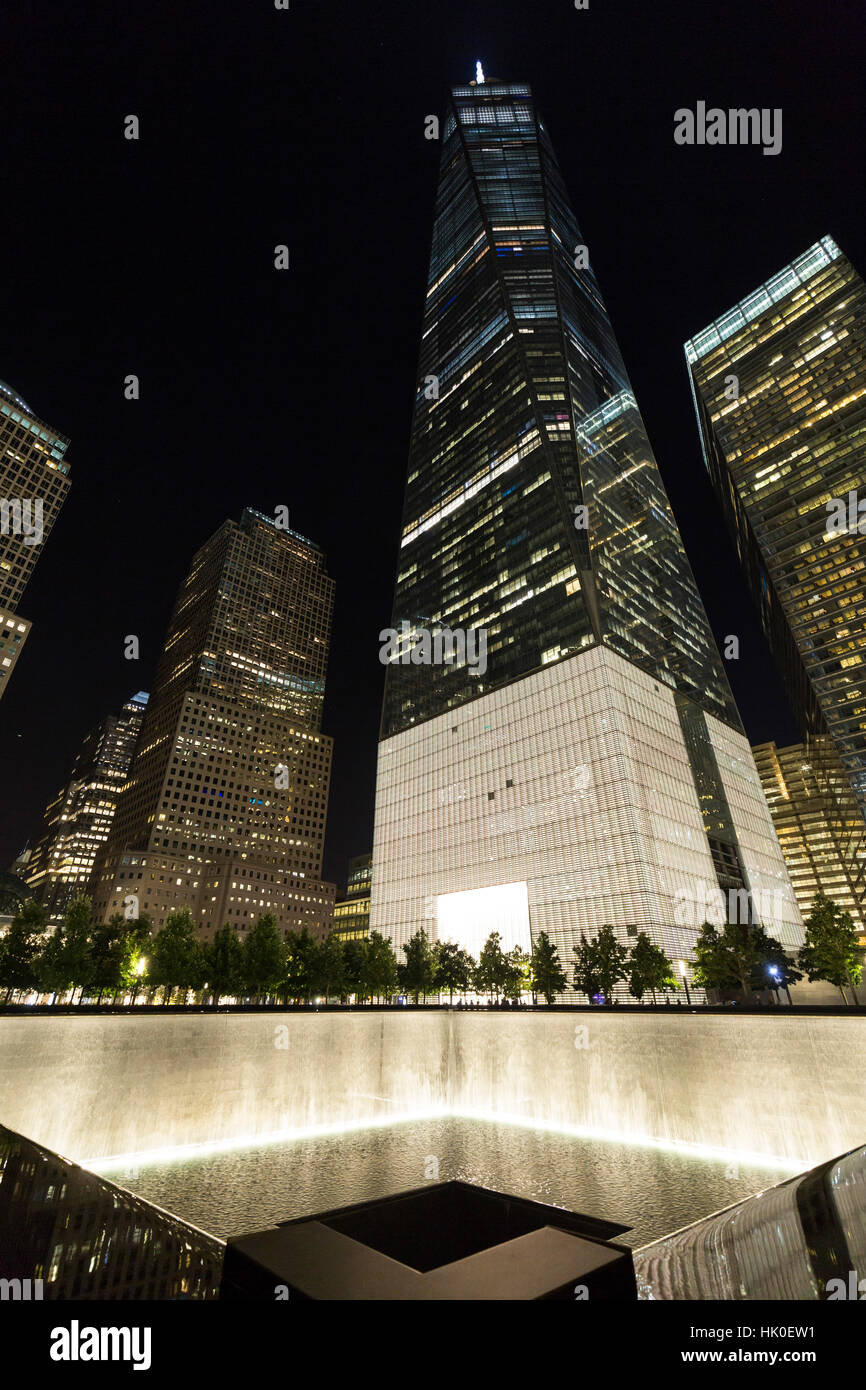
82,1105 -> 807,1177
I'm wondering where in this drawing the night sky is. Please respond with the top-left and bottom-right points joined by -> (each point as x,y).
1,0 -> 864,886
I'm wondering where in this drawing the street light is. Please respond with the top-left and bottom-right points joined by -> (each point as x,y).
767,963 -> 792,1006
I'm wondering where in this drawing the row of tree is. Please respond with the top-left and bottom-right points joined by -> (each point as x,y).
0,890 -> 861,1006
572,894 -> 863,1004
0,900 -> 663,1005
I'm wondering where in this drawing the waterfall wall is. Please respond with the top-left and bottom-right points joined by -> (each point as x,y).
1,1011 -> 863,1167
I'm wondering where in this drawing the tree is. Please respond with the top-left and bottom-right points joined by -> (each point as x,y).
343,937 -> 367,1003
502,946 -> 530,1000
243,914 -> 286,1002
692,919 -> 800,1003
0,899 -> 46,1001
798,891 -> 863,1005
206,925 -> 244,1005
37,896 -> 93,1002
313,931 -> 346,1004
90,915 -> 131,1002
401,928 -> 436,1004
573,925 -> 628,1004
761,932 -> 803,998
529,931 -> 567,1004
572,934 -> 600,1002
627,932 -> 678,1003
434,940 -> 474,1004
365,932 -> 398,1002
120,914 -> 152,999
474,931 -> 510,1002
282,927 -> 320,1002
149,909 -> 206,1004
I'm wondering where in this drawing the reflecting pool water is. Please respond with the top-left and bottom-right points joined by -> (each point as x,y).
93,1117 -> 797,1249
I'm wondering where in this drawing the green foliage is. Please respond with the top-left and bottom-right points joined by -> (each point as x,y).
206,924 -> 245,1004
89,915 -> 131,998
474,931 -> 509,1000
433,940 -> 474,1003
365,931 -> 398,1002
149,909 -> 207,1003
342,937 -> 367,1001
529,931 -> 568,1004
401,928 -> 436,1003
243,914 -> 286,1000
314,931 -> 347,1003
572,925 -> 628,1003
0,899 -> 46,997
798,891 -> 863,1004
120,915 -> 152,993
282,927 -> 319,1002
38,896 -> 93,996
692,919 -> 801,1001
502,946 -> 530,1000
627,932 -> 678,1002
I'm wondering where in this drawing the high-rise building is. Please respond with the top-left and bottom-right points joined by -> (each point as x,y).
753,740 -> 866,937
91,509 -> 336,938
25,692 -> 148,920
369,74 -> 802,989
685,238 -> 866,819
333,853 -> 372,942
0,379 -> 71,700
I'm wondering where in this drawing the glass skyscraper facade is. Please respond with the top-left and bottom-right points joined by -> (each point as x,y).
686,236 -> 866,921
371,76 -> 801,985
91,509 -> 336,938
0,379 -> 71,701
752,739 -> 866,936
26,692 -> 148,920
686,237 -> 866,814
383,82 -> 737,738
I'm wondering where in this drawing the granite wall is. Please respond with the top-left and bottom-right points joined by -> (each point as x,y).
1,1010 -> 863,1168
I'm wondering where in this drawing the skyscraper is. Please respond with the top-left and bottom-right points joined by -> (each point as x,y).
752,739 -> 866,936
0,379 -> 71,700
686,236 -> 866,921
370,74 -> 802,984
332,853 -> 372,943
686,236 -> 866,813
25,693 -> 148,919
91,509 -> 335,938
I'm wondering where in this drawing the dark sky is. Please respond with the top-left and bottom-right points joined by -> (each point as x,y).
1,0 -> 863,886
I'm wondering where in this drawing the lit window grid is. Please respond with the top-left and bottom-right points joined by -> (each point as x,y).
372,647 -> 791,993
687,247 -> 866,817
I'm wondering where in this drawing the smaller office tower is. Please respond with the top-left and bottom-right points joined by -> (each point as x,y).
0,379 -> 71,700
752,738 -> 866,937
90,510 -> 336,938
686,237 -> 866,822
26,693 -> 148,920
333,853 -> 372,942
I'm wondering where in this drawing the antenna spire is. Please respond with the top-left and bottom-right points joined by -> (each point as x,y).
475,60 -> 485,84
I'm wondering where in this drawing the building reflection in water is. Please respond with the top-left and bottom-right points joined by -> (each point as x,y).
0,1125 -> 223,1300
635,1143 -> 866,1299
